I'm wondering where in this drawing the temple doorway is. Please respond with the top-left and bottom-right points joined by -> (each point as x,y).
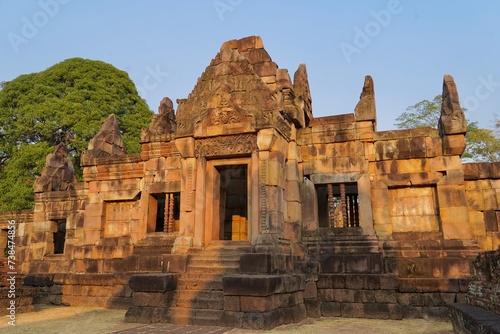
205,160 -> 250,244
217,165 -> 248,240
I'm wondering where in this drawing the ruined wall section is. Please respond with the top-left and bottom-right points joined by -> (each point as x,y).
372,76 -> 481,284
29,185 -> 86,275
372,76 -> 469,243
0,210 -> 33,274
297,115 -> 373,235
76,111 -> 182,275
463,162 -> 500,251
371,127 -> 448,239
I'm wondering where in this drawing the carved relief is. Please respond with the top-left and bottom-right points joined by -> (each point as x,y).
206,85 -> 244,126
185,160 -> 194,211
259,159 -> 269,231
175,43 -> 282,138
275,114 -> 292,141
194,134 -> 257,158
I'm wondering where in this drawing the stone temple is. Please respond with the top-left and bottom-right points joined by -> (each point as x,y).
1,36 -> 499,329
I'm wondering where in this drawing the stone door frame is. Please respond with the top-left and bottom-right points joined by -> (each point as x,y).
203,156 -> 257,246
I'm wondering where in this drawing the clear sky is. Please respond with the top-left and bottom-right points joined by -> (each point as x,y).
1,0 -> 499,131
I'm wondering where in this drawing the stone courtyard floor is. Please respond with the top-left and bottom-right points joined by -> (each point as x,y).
0,305 -> 455,333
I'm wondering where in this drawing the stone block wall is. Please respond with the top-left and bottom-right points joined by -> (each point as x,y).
464,162 -> 500,251
125,273 -> 177,323
467,247 -> 500,315
370,128 -> 469,241
315,274 -> 469,320
23,273 -> 132,308
222,274 -> 307,330
448,248 -> 500,333
298,114 -> 368,177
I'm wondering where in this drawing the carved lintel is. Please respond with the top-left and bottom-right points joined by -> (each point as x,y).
194,134 -> 257,158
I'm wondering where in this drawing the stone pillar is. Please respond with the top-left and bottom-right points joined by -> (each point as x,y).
284,129 -> 304,256
255,128 -> 288,252
173,137 -> 196,253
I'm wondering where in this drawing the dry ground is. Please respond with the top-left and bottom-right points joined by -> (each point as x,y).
0,305 -> 454,333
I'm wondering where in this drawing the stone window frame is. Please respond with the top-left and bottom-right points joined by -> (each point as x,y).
147,192 -> 181,234
309,172 -> 375,236
315,182 -> 360,229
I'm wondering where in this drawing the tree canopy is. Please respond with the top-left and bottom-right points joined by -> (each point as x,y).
0,58 -> 153,211
395,95 -> 500,162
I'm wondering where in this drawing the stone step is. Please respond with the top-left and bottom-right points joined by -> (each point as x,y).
203,241 -> 254,255
201,248 -> 253,257
177,277 -> 223,291
174,290 -> 224,310
188,257 -> 240,267
320,253 -> 384,274
132,234 -> 176,255
383,239 -> 480,251
320,234 -> 378,242
169,307 -> 224,326
319,244 -> 382,254
174,289 -> 223,302
186,265 -> 239,274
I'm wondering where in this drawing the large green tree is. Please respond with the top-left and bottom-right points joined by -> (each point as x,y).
395,95 -> 500,162
0,58 -> 153,211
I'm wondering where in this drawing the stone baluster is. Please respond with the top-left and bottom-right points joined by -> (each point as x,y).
163,195 -> 169,233
340,183 -> 348,228
327,183 -> 335,228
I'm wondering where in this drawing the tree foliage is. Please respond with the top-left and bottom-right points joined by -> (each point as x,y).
0,58 -> 153,211
395,95 -> 500,162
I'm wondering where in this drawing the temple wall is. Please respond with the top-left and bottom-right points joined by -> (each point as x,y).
463,162 -> 500,251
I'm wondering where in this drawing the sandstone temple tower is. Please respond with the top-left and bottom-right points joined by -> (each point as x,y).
1,36 -> 499,329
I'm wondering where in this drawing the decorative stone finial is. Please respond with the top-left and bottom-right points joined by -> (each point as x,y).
439,74 -> 467,136
34,143 -> 76,192
354,75 -> 376,122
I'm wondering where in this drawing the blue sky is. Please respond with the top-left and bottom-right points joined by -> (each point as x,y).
1,0 -> 499,131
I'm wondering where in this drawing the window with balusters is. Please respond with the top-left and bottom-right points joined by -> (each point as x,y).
316,183 -> 359,229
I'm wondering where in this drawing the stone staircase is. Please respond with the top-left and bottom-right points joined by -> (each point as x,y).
128,233 -> 177,272
303,229 -> 405,319
168,241 -> 253,325
316,228 -> 384,274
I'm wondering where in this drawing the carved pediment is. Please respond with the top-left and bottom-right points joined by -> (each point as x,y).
176,37 -> 283,138
174,36 -> 308,141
